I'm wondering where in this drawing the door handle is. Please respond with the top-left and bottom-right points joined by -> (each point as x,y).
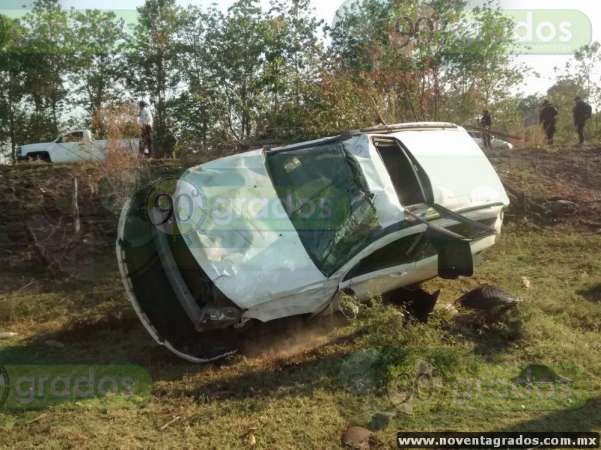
388,272 -> 407,279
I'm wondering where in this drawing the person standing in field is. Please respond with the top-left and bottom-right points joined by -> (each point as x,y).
572,96 -> 592,145
480,109 -> 492,149
539,100 -> 558,145
138,100 -> 153,157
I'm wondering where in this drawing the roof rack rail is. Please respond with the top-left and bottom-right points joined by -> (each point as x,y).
357,122 -> 458,134
265,122 -> 459,154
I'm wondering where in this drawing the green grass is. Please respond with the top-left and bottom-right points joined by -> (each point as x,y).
1,223 -> 601,448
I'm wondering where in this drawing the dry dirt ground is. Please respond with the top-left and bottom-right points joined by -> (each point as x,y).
0,146 -> 600,449
489,146 -> 601,226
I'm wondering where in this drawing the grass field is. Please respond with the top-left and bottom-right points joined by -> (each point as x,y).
0,147 -> 600,448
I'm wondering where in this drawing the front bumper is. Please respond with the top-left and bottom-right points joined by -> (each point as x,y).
116,186 -> 242,363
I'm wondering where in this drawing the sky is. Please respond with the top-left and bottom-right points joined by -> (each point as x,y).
2,0 -> 600,98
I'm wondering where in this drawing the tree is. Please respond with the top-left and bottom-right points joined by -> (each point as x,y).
572,42 -> 601,106
174,6 -> 222,152
20,0 -> 70,133
127,0 -> 188,156
327,0 -> 521,126
178,0 -> 326,147
207,0 -> 269,144
259,0 -> 325,141
0,14 -> 26,162
0,0 -> 530,161
546,79 -> 583,143
553,42 -> 601,140
68,9 -> 128,132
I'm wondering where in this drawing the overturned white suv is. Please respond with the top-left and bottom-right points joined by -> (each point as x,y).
117,123 -> 509,362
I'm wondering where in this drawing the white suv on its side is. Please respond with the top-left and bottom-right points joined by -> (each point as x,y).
117,123 -> 509,362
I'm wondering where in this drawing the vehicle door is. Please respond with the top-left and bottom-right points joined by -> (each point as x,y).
52,131 -> 85,162
77,131 -> 103,161
339,136 -> 436,299
339,229 -> 437,300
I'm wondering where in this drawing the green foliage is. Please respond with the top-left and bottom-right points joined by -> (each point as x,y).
20,0 -> 69,129
0,14 -> 25,160
545,42 -> 601,143
169,0 -> 326,149
4,0 -> 599,159
68,9 -> 128,127
126,0 -> 188,157
1,0 -> 71,159
546,79 -> 582,143
328,0 -> 521,124
208,0 -> 268,143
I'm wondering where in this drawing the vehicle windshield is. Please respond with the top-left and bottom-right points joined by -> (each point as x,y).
267,142 -> 382,276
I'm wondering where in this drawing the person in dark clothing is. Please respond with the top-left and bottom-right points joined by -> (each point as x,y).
573,96 -> 592,145
480,110 -> 492,149
539,100 -> 558,145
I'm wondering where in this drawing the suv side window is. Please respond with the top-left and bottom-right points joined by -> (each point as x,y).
372,137 -> 433,206
343,233 -> 436,281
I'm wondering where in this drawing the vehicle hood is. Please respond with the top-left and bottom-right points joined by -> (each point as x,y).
175,150 -> 326,309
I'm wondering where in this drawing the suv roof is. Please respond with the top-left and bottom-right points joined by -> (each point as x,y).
268,122 -> 458,154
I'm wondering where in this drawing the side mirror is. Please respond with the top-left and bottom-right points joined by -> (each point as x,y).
425,225 -> 474,279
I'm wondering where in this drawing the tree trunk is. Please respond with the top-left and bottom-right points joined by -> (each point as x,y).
73,177 -> 81,235
7,74 -> 17,164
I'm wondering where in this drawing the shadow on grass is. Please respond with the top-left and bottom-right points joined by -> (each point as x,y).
152,339 -> 356,404
0,313 -> 154,364
496,396 -> 601,432
0,312 -> 362,416
445,312 -> 524,359
577,284 -> 601,303
0,308 -> 359,380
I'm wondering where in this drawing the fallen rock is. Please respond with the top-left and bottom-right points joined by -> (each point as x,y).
341,426 -> 371,449
457,285 -> 520,313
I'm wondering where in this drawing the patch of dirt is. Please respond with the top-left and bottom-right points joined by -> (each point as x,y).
238,314 -> 352,362
0,161 -> 184,278
488,146 -> 601,227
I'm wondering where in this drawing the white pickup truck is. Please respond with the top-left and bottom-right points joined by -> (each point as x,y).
16,130 -> 139,163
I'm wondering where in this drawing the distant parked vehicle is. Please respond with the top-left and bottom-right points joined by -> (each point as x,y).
16,130 -> 139,163
468,131 -> 513,151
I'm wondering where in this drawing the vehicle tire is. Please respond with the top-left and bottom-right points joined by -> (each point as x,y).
26,152 -> 51,163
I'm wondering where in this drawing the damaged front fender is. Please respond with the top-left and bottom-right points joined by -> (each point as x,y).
116,184 -> 244,363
